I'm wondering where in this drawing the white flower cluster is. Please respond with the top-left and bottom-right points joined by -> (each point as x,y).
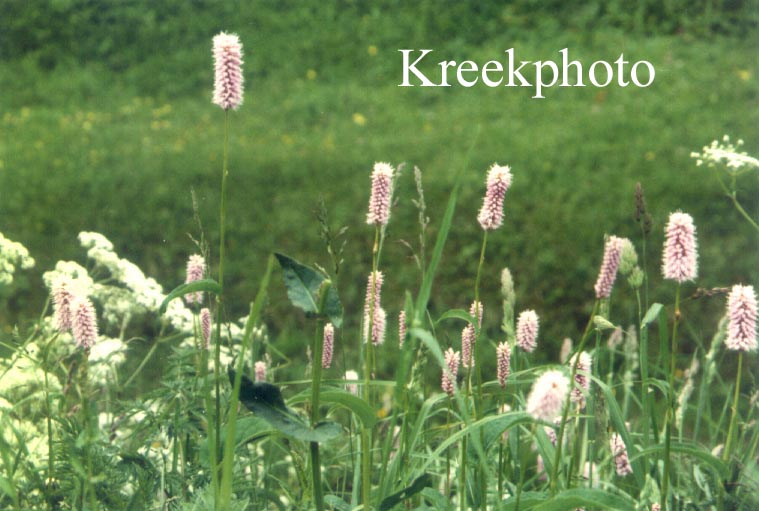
691,135 -> 759,172
0,232 -> 35,287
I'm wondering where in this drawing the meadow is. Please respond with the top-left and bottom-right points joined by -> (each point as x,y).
1,2 -> 758,510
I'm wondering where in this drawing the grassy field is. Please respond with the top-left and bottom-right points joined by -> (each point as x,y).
2,27 -> 757,366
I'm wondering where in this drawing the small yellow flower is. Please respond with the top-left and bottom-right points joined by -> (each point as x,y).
737,69 -> 751,82
352,113 -> 367,126
367,45 -> 378,57
306,69 -> 317,80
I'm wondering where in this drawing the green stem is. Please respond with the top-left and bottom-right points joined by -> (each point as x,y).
662,285 -> 681,511
723,352 -> 743,462
550,300 -> 599,495
81,351 -> 98,511
637,289 -> 651,471
729,193 -> 759,232
308,285 -> 331,511
473,231 -> 488,505
212,109 -> 230,507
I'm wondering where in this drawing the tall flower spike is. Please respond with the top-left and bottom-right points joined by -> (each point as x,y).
610,432 -> 633,476
322,322 -> 335,368
526,370 -> 569,422
254,361 -> 267,382
726,284 -> 757,352
52,277 -> 75,333
72,298 -> 99,349
516,309 -> 539,353
363,271 -> 386,345
184,254 -> 206,305
442,348 -> 460,396
212,32 -> 244,111
200,307 -> 212,349
366,162 -> 394,225
477,163 -> 512,230
496,342 -> 510,388
461,325 -> 475,368
662,211 -> 698,283
594,236 -> 625,298
569,351 -> 592,409
398,310 -> 407,347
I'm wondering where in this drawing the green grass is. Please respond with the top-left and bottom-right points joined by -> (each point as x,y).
2,29 -> 757,371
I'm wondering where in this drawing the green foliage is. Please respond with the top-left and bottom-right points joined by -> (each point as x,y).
275,252 -> 343,327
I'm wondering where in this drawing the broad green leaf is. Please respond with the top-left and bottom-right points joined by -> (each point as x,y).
435,308 -> 475,326
290,389 -> 378,428
379,474 -> 433,511
467,411 -> 535,458
419,488 -> 455,511
632,442 -> 730,478
274,252 -> 343,327
324,495 -> 351,511
159,279 -> 221,313
641,303 -> 664,328
535,489 -> 635,511
231,370 -> 341,443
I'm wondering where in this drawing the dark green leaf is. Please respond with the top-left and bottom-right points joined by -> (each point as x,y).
159,279 -> 221,314
232,370 -> 341,443
500,489 -> 635,511
292,390 -> 377,428
274,252 -> 343,327
379,474 -> 433,511
324,495 -> 352,511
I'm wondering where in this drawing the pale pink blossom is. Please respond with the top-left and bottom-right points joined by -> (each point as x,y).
726,284 -> 757,351
477,164 -> 512,230
398,310 -> 407,347
496,342 -> 510,387
610,432 -> 633,476
254,361 -> 267,382
662,211 -> 698,283
363,271 -> 386,345
52,277 -> 75,333
212,32 -> 244,110
526,370 -> 569,422
322,322 -> 335,368
72,298 -> 98,349
461,325 -> 475,368
442,348 -> 460,396
516,309 -> 539,353
594,236 -> 625,298
366,162 -> 394,226
569,351 -> 592,409
200,307 -> 212,349
184,254 -> 206,305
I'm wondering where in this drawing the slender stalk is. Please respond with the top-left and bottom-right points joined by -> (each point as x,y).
308,285 -> 331,511
212,109 -> 230,507
472,231 -> 488,505
550,300 -> 599,495
661,285 -> 681,511
636,289 -> 652,471
723,352 -> 744,462
81,351 -> 98,511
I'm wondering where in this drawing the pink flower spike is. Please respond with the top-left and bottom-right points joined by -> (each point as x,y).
469,300 -> 483,328
200,308 -> 212,349
726,284 -> 757,352
526,370 -> 569,422
569,351 -> 593,409
516,309 -> 539,353
52,277 -> 75,333
662,211 -> 698,283
594,236 -> 625,299
477,163 -> 512,230
398,310 -> 407,347
366,162 -> 394,226
364,271 -> 384,315
461,325 -> 475,369
442,348 -> 460,396
496,342 -> 511,388
610,432 -> 633,476
254,361 -> 267,382
184,254 -> 206,305
322,322 -> 335,368
72,298 -> 98,349
212,32 -> 244,111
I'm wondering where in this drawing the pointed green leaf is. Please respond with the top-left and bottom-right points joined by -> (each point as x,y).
274,252 -> 343,327
159,279 -> 221,313
231,370 -> 341,443
641,303 -> 664,328
315,390 -> 378,428
500,489 -> 635,511
379,474 -> 433,511
435,308 -> 475,326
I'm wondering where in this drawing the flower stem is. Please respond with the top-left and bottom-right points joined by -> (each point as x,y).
723,352 -> 743,462
308,285 -> 331,511
661,285 -> 681,511
212,109 -> 230,507
550,300 -> 599,495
